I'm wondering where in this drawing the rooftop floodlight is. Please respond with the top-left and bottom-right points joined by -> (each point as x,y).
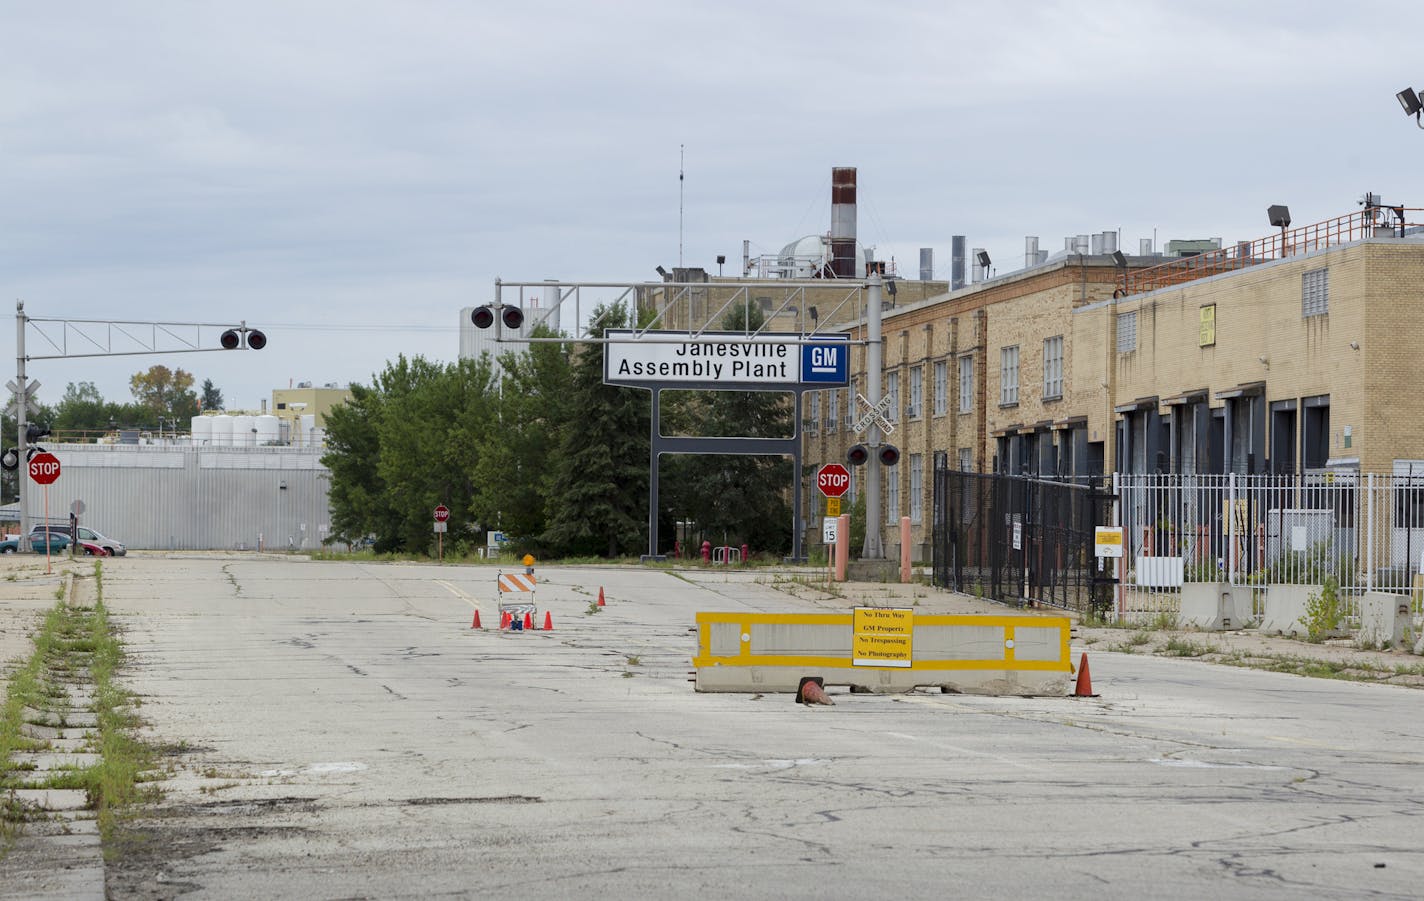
1267,205 -> 1291,228
1398,87 -> 1422,117
1110,250 -> 1127,268
655,265 -> 669,278
975,250 -> 991,268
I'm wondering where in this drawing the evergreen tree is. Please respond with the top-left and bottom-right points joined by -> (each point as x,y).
542,303 -> 650,557
321,383 -> 388,548
200,378 -> 224,412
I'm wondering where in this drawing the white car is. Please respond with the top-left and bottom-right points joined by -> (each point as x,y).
75,527 -> 126,556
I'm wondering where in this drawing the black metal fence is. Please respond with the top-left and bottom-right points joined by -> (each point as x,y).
931,468 -> 1110,612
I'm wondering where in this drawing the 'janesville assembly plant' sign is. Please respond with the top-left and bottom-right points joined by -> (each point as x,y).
603,330 -> 849,389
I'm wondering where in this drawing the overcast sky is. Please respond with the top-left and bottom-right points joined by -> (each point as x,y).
2,1 -> 1420,416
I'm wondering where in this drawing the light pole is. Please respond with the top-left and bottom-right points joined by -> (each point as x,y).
1398,87 -> 1424,129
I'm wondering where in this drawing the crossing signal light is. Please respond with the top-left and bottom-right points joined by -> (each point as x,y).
846,444 -> 869,466
0,448 -> 17,472
879,444 -> 900,467
470,305 -> 524,330
220,328 -> 266,350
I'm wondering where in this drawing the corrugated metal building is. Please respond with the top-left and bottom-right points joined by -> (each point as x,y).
22,443 -> 332,551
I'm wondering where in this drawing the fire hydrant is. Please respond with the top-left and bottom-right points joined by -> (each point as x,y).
701,540 -> 712,563
740,543 -> 749,564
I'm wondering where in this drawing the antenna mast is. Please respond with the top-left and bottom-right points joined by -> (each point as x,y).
678,145 -> 685,269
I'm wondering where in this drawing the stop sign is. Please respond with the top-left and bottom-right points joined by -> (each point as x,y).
816,463 -> 850,498
434,504 -> 450,523
28,451 -> 61,485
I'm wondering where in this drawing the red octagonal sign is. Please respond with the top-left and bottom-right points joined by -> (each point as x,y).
816,463 -> 850,498
29,451 -> 61,485
434,504 -> 450,523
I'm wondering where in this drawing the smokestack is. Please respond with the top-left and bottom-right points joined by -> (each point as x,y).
1139,238 -> 1153,256
970,247 -> 985,284
919,248 -> 934,281
951,236 -> 966,290
543,279 -> 560,333
830,167 -> 857,278
1025,236 -> 1040,270
743,239 -> 751,276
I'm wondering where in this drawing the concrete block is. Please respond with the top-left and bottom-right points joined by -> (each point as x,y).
1260,584 -> 1347,639
1358,591 -> 1409,649
1179,582 -> 1253,630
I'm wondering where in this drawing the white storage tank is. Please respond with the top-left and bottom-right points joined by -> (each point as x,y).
300,414 -> 317,447
191,416 -> 213,446
231,415 -> 255,447
210,414 -> 233,446
255,414 -> 280,446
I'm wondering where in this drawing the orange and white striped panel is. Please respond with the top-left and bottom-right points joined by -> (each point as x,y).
497,573 -> 536,593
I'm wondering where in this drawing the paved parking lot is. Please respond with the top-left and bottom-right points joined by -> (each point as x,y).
5,556 -> 1424,899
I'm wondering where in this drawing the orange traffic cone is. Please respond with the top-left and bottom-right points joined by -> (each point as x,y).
797,676 -> 835,706
543,611 -> 553,631
597,587 -> 606,607
1073,652 -> 1096,697
471,609 -> 482,629
523,612 -> 533,630
500,611 -> 511,629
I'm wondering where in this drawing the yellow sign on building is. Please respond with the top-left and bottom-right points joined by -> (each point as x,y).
1199,304 -> 1216,347
852,607 -> 913,668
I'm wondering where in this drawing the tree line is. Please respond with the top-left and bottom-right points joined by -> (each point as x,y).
320,302 -> 795,559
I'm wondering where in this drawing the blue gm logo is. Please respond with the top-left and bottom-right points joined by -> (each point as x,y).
801,341 -> 849,385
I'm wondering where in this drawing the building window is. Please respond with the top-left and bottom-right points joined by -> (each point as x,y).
886,371 -> 900,421
958,355 -> 974,413
908,367 -> 922,418
1000,346 -> 1019,406
1302,267 -> 1328,318
886,463 -> 900,523
827,390 -> 838,432
1117,312 -> 1137,353
909,454 -> 923,523
958,447 -> 973,473
934,361 -> 948,416
809,392 -> 820,432
1043,335 -> 1064,399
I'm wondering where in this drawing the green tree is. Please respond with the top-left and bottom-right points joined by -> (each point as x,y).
321,383 -> 389,548
129,365 -> 199,420
542,302 -> 650,557
321,354 -> 496,554
471,325 -> 572,548
200,378 -> 224,412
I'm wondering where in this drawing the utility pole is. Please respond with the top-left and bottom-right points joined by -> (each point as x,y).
16,301 -> 29,545
863,273 -> 885,560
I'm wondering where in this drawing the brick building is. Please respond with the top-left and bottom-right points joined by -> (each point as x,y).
807,207 -> 1424,559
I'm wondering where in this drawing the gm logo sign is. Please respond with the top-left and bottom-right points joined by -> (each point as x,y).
801,341 -> 849,385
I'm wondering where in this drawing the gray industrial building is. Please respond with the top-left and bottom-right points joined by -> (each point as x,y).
19,443 -> 332,551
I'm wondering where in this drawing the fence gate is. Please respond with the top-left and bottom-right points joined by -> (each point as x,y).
932,467 -> 1110,612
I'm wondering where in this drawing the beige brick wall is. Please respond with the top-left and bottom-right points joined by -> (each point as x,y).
805,239 -> 1424,555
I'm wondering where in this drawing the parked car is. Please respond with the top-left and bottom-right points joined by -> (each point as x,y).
29,524 -> 126,556
75,527 -> 125,557
0,537 -> 20,553
28,531 -> 74,553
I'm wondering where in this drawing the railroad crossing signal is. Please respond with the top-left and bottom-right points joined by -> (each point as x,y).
5,379 -> 40,418
852,392 -> 895,435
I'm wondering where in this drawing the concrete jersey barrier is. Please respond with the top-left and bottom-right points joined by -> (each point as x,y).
692,610 -> 1073,695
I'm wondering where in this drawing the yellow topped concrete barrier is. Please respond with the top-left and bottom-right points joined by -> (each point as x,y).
692,609 -> 1072,695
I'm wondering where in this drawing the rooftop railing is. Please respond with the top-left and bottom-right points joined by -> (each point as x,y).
1121,206 -> 1424,296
